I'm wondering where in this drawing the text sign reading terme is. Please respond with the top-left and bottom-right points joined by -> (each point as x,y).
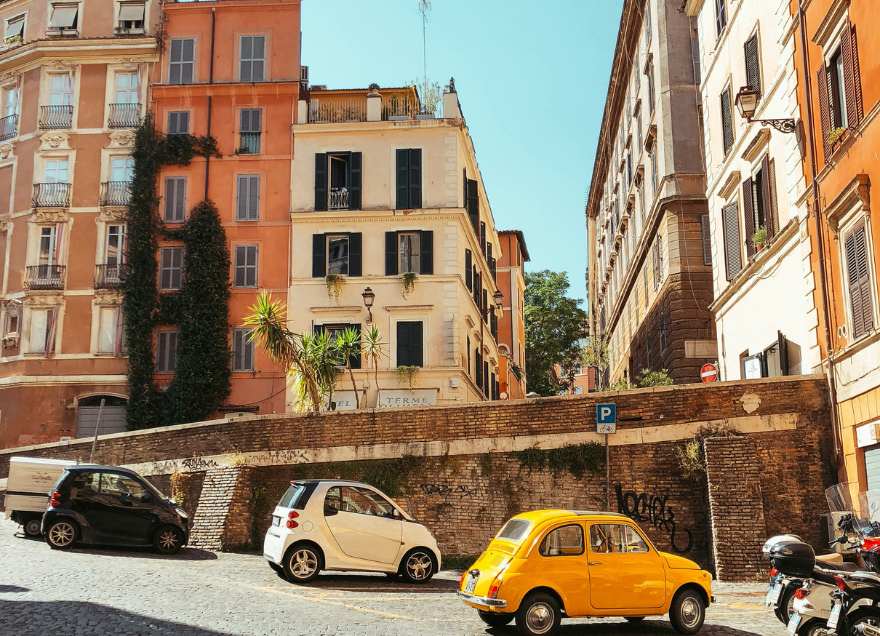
596,403 -> 617,434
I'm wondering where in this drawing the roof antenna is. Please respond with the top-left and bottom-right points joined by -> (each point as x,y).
418,0 -> 431,86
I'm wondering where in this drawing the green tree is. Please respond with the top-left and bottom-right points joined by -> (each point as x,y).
524,270 -> 588,396
334,327 -> 362,408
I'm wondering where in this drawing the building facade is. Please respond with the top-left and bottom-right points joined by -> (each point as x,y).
684,0 -> 817,381
586,0 -> 714,387
496,229 -> 528,400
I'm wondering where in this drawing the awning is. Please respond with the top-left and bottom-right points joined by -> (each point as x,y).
4,17 -> 24,39
48,5 -> 78,29
118,3 -> 145,22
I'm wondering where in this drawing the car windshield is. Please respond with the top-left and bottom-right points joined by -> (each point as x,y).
496,518 -> 531,542
279,484 -> 306,509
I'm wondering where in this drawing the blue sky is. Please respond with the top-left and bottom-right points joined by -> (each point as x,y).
301,0 -> 624,302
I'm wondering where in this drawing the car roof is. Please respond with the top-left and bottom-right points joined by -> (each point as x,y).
292,479 -> 382,489
510,509 -> 630,525
64,465 -> 141,478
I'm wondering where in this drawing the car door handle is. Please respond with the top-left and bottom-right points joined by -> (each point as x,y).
588,561 -> 603,566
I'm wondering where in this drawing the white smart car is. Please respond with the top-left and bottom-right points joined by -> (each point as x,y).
263,480 -> 441,584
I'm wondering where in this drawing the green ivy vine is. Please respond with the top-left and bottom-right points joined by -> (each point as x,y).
511,443 -> 605,479
124,115 -> 229,430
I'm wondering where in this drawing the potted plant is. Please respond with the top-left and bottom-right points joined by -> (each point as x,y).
752,226 -> 768,251
400,272 -> 417,300
4,35 -> 23,46
827,126 -> 848,147
325,274 -> 344,304
397,365 -> 420,392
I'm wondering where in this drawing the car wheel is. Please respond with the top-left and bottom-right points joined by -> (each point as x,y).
775,586 -> 797,624
23,518 -> 42,537
625,617 -> 646,623
478,610 -> 514,627
515,592 -> 561,636
45,519 -> 77,550
152,526 -> 184,555
669,588 -> 706,635
400,548 -> 435,584
268,561 -> 283,574
283,544 -> 322,584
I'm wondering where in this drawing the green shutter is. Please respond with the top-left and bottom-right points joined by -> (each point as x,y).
420,230 -> 433,275
385,232 -> 398,276
312,234 -> 325,278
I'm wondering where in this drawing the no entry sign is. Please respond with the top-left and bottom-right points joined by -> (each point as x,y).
701,363 -> 718,383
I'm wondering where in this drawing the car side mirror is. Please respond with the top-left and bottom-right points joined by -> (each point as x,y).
324,505 -> 338,517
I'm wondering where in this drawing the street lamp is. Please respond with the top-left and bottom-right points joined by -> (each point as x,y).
361,287 -> 375,323
734,86 -> 797,134
493,290 -> 504,316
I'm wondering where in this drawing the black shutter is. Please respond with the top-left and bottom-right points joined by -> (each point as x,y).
419,230 -> 433,275
351,324 -> 362,369
474,270 -> 481,309
315,153 -> 328,211
312,234 -> 326,278
817,64 -> 832,160
385,232 -> 398,276
475,349 -> 482,387
348,232 -> 362,277
742,178 -> 756,258
721,88 -> 734,155
701,215 -> 712,266
465,249 -> 473,291
778,331 -> 789,376
480,222 -> 486,255
722,202 -> 743,281
348,152 -> 362,210
490,372 -> 496,400
396,149 -> 409,210
841,21 -> 862,128
761,155 -> 774,237
482,289 -> 488,323
850,24 -> 864,124
483,361 -> 490,397
397,321 -> 423,367
744,34 -> 761,93
466,179 -> 479,234
409,148 -> 422,208
489,257 -> 497,282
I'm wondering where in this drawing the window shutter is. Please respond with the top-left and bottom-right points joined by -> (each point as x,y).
164,178 -> 176,221
847,221 -> 874,338
348,232 -> 362,277
778,331 -> 789,376
722,202 -> 743,281
240,36 -> 253,82
490,257 -> 497,282
350,324 -> 362,369
721,88 -> 734,155
182,40 -> 195,84
769,158 -> 779,237
396,149 -> 409,210
312,234 -> 326,278
480,221 -> 486,256
482,289 -> 489,323
248,176 -> 259,219
817,64 -> 832,161
855,222 -> 874,334
385,232 -> 398,276
169,40 -> 182,84
701,215 -> 712,266
841,21 -> 863,128
744,34 -> 761,93
348,152 -> 362,210
236,176 -> 247,220
465,249 -> 473,291
252,36 -> 265,82
850,25 -> 864,124
466,179 -> 479,234
409,148 -> 422,208
760,155 -> 774,237
845,227 -> 865,339
742,178 -> 756,259
419,230 -> 433,275
652,240 -> 660,287
247,245 -> 258,287
235,246 -> 246,287
397,321 -> 423,367
314,153 -> 328,211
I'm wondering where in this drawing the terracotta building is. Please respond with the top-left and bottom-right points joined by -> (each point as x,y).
496,229 -> 528,400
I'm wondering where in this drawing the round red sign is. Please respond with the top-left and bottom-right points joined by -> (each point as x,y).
701,363 -> 718,383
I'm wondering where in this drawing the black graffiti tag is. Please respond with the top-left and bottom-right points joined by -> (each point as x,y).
419,484 -> 478,499
615,485 -> 693,554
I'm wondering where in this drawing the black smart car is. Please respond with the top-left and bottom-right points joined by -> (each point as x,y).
42,465 -> 191,554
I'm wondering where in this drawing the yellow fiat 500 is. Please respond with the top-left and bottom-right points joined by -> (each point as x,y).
458,510 -> 713,636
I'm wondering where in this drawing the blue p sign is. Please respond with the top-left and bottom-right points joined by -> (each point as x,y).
596,403 -> 616,434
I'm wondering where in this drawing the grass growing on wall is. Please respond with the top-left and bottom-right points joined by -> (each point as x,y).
511,443 -> 605,479
289,456 -> 420,498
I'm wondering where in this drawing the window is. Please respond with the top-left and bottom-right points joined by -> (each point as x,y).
715,0 -> 727,36
156,330 -> 178,373
106,224 -> 124,268
721,201 -> 742,280
234,245 -> 258,288
327,234 -> 349,276
49,75 -> 73,106
314,152 -> 362,211
29,308 -> 55,354
396,148 -> 422,209
589,524 -> 649,554
167,111 -> 190,135
97,306 -> 121,354
236,175 -> 260,220
398,232 -> 420,274
818,21 -> 863,159
396,321 -> 423,367
168,38 -> 195,85
38,226 -> 59,266
385,230 -> 433,276
117,2 -> 145,32
114,72 -> 138,104
660,312 -> 667,351
830,49 -> 848,131
232,328 -> 254,372
744,33 -> 761,94
465,249 -> 473,291
574,386 -> 583,395
539,523 -> 584,557
159,246 -> 183,290
721,86 -> 734,156
4,14 -> 25,42
638,179 -> 645,226
164,177 -> 186,222
110,157 -> 134,183
626,148 -> 633,187
4,301 -> 21,336
44,159 -> 69,185
646,62 -> 655,115
325,486 -> 396,518
701,215 -> 712,266
650,144 -> 658,197
100,473 -> 145,499
238,109 -> 261,154
691,24 -> 701,85
844,219 -> 875,340
644,0 -> 652,44
47,2 -> 79,33
743,156 -> 778,259
636,111 -> 642,152
312,232 -> 362,278
239,36 -> 265,83
652,238 -> 663,289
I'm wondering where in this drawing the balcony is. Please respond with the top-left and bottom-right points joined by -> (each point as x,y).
237,132 -> 261,155
100,181 -> 131,207
94,264 -> 125,289
108,103 -> 141,128
329,190 -> 349,210
0,114 -> 17,141
24,265 -> 66,291
309,100 -> 367,124
39,105 -> 73,130
32,183 -> 72,208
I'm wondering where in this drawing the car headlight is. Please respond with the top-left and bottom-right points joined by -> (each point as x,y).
175,507 -> 189,519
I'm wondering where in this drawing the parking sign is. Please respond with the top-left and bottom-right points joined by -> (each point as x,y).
596,403 -> 616,434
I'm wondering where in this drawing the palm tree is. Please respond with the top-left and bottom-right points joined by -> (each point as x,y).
334,327 -> 362,408
361,323 -> 386,407
301,329 -> 341,410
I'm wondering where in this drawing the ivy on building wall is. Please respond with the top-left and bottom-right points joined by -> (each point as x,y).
124,115 -> 229,430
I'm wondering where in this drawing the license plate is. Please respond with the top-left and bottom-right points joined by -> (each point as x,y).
767,583 -> 783,606
827,603 -> 842,629
465,573 -> 478,594
272,516 -> 280,527
788,613 -> 802,635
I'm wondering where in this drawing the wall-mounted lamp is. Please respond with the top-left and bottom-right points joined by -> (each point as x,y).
734,86 -> 797,134
361,287 -> 375,323
493,290 -> 504,316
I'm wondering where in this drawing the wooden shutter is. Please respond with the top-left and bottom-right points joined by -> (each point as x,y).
701,215 -> 712,266
841,21 -> 864,128
851,24 -> 864,124
769,159 -> 779,237
778,331 -> 789,376
314,153 -> 328,211
164,177 -> 176,221
182,40 -> 195,84
396,149 -> 409,210
312,234 -> 325,278
348,152 -> 362,210
397,321 -> 423,367
247,245 -> 258,287
817,64 -> 832,160
761,155 -> 774,237
240,36 -> 253,82
169,39 -> 182,84
251,36 -> 265,82
722,202 -> 742,280
744,34 -> 761,93
489,257 -> 497,282
482,289 -> 489,323
652,240 -> 660,287
480,222 -> 486,255
465,249 -> 473,291
466,179 -> 479,234
419,230 -> 433,275
348,232 -> 362,277
248,176 -> 259,220
721,88 -> 734,155
742,178 -> 756,259
350,324 -> 362,369
409,148 -> 421,209
234,246 -> 246,287
846,220 -> 874,338
385,232 -> 398,276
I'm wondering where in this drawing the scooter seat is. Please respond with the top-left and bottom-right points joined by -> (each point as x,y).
820,561 -> 861,572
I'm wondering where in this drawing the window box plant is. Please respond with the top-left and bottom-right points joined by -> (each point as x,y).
325,274 -> 344,304
752,227 -> 768,252
400,272 -> 417,300
827,126 -> 848,147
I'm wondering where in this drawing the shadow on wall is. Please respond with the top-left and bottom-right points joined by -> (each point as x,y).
0,600 -> 235,635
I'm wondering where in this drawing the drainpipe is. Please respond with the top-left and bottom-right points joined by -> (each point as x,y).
204,8 -> 216,199
797,0 -> 842,467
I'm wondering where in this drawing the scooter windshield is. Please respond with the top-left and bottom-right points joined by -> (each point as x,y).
826,484 -> 856,514
857,490 -> 880,536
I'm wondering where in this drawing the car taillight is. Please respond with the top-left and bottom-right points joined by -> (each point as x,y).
286,519 -> 298,529
770,568 -> 778,577
488,571 -> 505,599
795,588 -> 808,600
49,492 -> 61,507
834,576 -> 846,591
459,571 -> 469,589
288,511 -> 299,519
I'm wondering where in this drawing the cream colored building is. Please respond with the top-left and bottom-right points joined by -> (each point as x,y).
286,84 -> 504,408
685,0 -> 818,380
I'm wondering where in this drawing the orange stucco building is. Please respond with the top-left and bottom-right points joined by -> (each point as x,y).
496,230 -> 528,399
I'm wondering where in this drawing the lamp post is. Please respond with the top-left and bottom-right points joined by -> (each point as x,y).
734,86 -> 797,134
361,287 -> 375,324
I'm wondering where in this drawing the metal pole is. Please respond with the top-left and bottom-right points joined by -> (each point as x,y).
88,398 -> 106,464
605,433 -> 610,511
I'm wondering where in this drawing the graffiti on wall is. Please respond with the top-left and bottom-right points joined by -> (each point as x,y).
615,485 -> 694,554
419,484 -> 479,499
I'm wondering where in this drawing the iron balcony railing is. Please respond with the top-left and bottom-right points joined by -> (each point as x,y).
329,190 -> 350,210
32,183 -> 72,208
100,181 -> 131,207
94,264 -> 125,289
0,114 -> 17,141
308,100 -> 367,123
39,105 -> 74,129
108,103 -> 141,128
24,265 -> 66,291
237,132 -> 261,154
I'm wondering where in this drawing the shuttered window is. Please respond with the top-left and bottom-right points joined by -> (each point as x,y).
844,219 -> 875,340
239,35 -> 266,83
701,215 -> 712,266
164,177 -> 186,222
314,152 -> 362,212
652,240 -> 661,289
156,330 -> 178,373
396,148 -> 422,209
234,245 -> 258,288
465,249 -> 473,291
167,111 -> 190,135
168,38 -> 195,85
236,175 -> 260,220
818,21 -> 864,161
647,63 -> 655,115
396,321 -> 423,367
744,34 -> 761,93
644,1 -> 652,43
715,0 -> 727,36
313,233 -> 362,278
721,87 -> 734,156
721,202 -> 742,281
691,28 -> 701,85
232,328 -> 254,372
159,247 -> 183,290
385,231 -> 433,276
239,108 -> 261,154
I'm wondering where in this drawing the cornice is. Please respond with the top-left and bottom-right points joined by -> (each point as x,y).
0,37 -> 157,74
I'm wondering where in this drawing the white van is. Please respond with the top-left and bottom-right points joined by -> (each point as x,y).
4,457 -> 77,536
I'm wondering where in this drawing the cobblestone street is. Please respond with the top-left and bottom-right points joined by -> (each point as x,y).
0,518 -> 788,636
